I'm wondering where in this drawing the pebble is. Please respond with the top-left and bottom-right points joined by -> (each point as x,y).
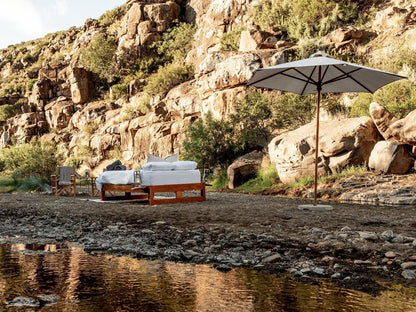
262,253 -> 282,263
401,262 -> 416,269
6,297 -> 40,307
402,270 -> 416,279
358,231 -> 378,241
340,226 -> 351,232
381,230 -> 394,240
385,251 -> 396,258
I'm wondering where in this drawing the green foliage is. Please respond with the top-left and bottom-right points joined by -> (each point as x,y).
80,33 -> 118,83
287,165 -> 368,188
231,90 -> 275,149
65,157 -> 83,169
98,5 -> 126,27
111,83 -> 129,99
235,164 -> 279,192
17,176 -> 50,192
153,23 -> 197,63
272,93 -> 315,130
0,175 -> 16,193
0,105 -> 16,121
252,0 -> 373,40
220,27 -> 245,51
182,112 -> 240,169
121,93 -> 151,120
209,169 -> 229,190
0,140 -> 60,183
143,63 -> 194,97
350,81 -> 416,118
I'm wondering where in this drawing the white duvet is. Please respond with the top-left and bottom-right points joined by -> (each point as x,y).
95,170 -> 201,191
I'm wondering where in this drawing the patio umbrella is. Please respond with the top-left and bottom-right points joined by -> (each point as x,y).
247,51 -> 406,205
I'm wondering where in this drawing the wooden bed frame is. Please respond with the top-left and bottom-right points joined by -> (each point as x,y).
100,182 -> 206,205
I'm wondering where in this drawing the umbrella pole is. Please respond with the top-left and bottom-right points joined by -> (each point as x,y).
314,87 -> 321,205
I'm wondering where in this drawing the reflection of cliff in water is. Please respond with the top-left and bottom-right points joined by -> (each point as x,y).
0,242 -> 415,311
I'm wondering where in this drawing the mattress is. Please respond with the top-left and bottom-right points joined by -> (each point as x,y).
95,170 -> 201,190
140,170 -> 201,186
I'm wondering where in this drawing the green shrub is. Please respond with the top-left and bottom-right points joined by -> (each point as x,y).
0,139 -> 60,182
350,81 -> 416,118
98,5 -> 126,27
80,33 -> 118,83
231,90 -> 275,149
65,157 -> 83,169
220,27 -> 245,51
17,176 -> 50,192
235,164 -> 279,192
209,169 -> 229,190
153,23 -> 197,63
0,105 -> 16,121
252,0 -> 372,40
272,93 -> 315,129
143,63 -> 194,97
111,83 -> 129,99
182,112 -> 240,169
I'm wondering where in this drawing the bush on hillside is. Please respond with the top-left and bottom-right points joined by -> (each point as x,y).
153,23 -> 197,63
350,81 -> 416,118
220,27 -> 245,51
0,105 -> 15,121
143,63 -> 194,97
252,0 -> 372,40
182,112 -> 240,169
231,90 -> 275,150
0,139 -> 60,182
80,33 -> 118,83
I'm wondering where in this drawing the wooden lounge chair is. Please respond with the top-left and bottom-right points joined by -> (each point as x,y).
51,166 -> 76,197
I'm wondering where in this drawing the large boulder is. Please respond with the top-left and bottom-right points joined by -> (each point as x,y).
196,52 -> 261,99
69,66 -> 94,104
368,141 -> 414,174
370,102 -> 416,145
269,117 -> 380,183
227,150 -> 263,189
45,97 -> 76,130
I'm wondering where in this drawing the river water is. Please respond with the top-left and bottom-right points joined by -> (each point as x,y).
0,242 -> 415,311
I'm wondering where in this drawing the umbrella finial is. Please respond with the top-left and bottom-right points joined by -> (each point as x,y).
310,51 -> 330,58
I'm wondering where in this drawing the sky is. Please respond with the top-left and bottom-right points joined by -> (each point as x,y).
0,0 -> 126,49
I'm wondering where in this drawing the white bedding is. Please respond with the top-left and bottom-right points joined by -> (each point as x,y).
95,170 -> 201,190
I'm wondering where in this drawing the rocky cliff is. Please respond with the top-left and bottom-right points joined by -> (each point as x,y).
0,0 -> 415,177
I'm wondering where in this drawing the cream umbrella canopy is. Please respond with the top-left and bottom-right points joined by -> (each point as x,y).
247,51 -> 406,204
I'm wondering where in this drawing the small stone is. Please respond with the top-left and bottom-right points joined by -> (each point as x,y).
354,260 -> 372,265
183,240 -> 197,247
392,235 -> 404,243
313,267 -> 325,275
141,229 -> 155,234
300,267 -> 311,274
358,231 -> 378,241
331,272 -> 341,279
401,262 -> 416,269
262,253 -> 282,263
402,270 -> 416,279
381,230 -> 394,240
385,251 -> 396,258
6,297 -> 40,307
153,221 -> 167,226
311,228 -> 322,234
340,226 -> 351,232
37,294 -> 60,306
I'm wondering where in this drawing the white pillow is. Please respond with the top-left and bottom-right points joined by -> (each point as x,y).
173,161 -> 198,170
142,161 -> 175,171
147,154 -> 178,162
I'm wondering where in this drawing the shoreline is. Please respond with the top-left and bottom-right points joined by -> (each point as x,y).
1,190 -> 416,295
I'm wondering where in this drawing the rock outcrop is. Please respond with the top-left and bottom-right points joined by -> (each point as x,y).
227,150 -> 263,189
370,102 -> 416,145
368,141 -> 414,174
269,117 -> 380,183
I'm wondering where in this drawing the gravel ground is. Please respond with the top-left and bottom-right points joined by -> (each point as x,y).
1,189 -> 416,295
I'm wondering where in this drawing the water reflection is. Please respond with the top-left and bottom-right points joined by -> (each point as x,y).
0,242 -> 415,311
